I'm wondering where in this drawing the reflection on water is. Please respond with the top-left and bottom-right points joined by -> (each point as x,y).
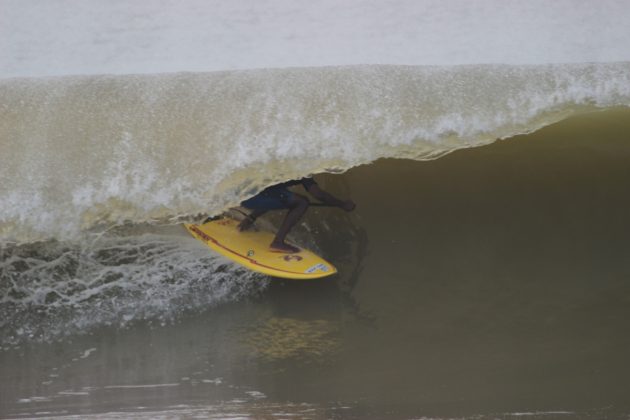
244,317 -> 340,363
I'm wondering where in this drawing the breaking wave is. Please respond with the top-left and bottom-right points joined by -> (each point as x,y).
1,62 -> 630,346
2,63 -> 629,242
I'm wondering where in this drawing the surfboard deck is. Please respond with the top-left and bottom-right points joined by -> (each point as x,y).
185,217 -> 337,280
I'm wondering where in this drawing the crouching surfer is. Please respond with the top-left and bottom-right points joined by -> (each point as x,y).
238,178 -> 356,253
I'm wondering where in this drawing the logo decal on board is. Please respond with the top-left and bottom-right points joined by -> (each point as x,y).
283,255 -> 303,262
305,263 -> 328,273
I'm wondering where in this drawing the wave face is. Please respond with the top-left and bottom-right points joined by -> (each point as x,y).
0,108 -> 630,406
2,63 -> 630,242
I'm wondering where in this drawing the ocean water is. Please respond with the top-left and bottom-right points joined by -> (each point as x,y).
2,1 -> 630,419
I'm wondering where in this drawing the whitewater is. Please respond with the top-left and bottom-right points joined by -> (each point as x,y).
2,1 -> 630,418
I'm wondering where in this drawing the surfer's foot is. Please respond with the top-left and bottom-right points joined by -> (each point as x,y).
238,217 -> 255,231
269,240 -> 300,253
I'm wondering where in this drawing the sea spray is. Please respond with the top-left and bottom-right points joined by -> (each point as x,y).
0,232 -> 268,346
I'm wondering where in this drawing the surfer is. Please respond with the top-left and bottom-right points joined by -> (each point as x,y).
238,178 -> 356,253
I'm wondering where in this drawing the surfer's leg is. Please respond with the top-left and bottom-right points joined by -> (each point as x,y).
239,189 -> 287,231
270,194 -> 308,253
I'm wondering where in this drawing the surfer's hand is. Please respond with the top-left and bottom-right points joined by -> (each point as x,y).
340,200 -> 356,212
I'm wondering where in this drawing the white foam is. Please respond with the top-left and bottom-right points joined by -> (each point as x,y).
0,233 -> 268,345
202,378 -> 224,385
79,348 -> 97,359
104,383 -> 180,389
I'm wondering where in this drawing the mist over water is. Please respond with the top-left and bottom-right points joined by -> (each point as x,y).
2,0 -> 630,77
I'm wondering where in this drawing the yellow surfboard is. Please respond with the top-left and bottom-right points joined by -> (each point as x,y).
185,217 -> 337,280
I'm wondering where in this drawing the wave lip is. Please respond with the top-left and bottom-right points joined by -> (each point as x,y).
1,62 -> 630,242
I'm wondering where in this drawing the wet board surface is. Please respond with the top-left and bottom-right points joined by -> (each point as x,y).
185,217 -> 337,280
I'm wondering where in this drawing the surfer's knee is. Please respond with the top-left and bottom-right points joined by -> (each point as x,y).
289,194 -> 309,210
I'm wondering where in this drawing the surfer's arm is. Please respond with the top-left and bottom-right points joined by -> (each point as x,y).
306,184 -> 356,211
